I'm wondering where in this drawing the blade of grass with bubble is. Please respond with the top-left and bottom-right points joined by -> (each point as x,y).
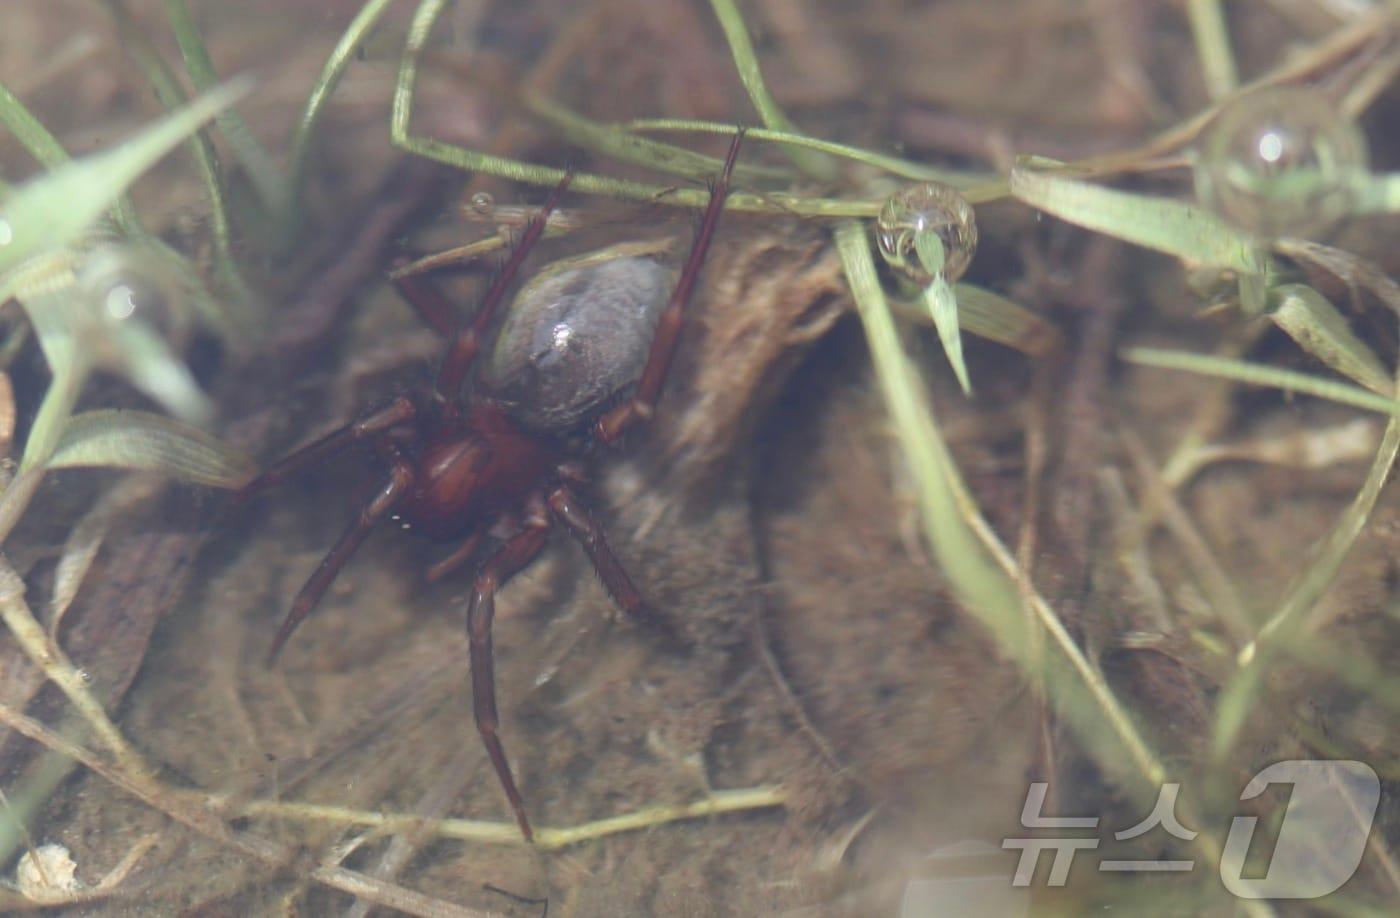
835,219 -> 1174,796
0,80 -> 250,273
913,231 -> 971,394
1009,165 -> 1272,311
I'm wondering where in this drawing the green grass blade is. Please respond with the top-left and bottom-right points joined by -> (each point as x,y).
1124,347 -> 1400,417
163,0 -> 286,216
836,219 -> 1169,796
1009,165 -> 1270,276
287,0 -> 398,228
1186,0 -> 1238,100
49,409 -> 255,487
623,118 -> 992,188
526,96 -> 790,184
391,0 -> 878,218
0,79 -> 250,273
101,0 -> 254,311
1269,284 -> 1391,396
707,0 -> 836,180
0,81 -> 70,168
946,283 -> 1063,356
1215,376 -> 1400,758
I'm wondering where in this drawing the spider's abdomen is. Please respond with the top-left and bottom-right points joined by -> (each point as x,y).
479,246 -> 674,433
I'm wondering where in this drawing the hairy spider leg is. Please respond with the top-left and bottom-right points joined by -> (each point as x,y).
546,485 -> 642,616
236,395 -> 418,502
594,130 -> 744,444
434,168 -> 576,398
266,442 -> 416,663
466,519 -> 551,842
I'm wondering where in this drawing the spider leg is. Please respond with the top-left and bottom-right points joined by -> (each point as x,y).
434,168 -> 575,398
390,262 -> 457,337
266,443 -> 415,664
238,395 -> 417,501
545,486 -> 643,619
425,529 -> 485,582
594,131 -> 743,444
466,519 -> 550,842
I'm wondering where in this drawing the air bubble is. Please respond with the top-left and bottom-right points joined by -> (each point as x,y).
1194,86 -> 1368,239
876,183 -> 978,286
470,191 -> 494,215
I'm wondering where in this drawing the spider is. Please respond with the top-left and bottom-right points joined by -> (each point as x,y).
238,133 -> 744,842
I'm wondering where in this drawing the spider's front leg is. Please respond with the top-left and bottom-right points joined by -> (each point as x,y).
593,131 -> 744,444
266,442 -> 415,664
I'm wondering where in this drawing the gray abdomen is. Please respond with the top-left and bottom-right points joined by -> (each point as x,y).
480,250 -> 674,434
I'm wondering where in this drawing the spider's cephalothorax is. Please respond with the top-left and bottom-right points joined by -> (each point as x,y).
238,134 -> 743,841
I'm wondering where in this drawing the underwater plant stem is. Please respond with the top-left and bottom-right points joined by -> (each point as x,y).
232,786 -> 787,850
706,0 -> 835,180
163,0 -> 286,215
1186,0 -> 1238,100
286,0 -> 399,234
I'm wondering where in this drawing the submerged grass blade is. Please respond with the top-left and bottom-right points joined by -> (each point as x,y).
706,0 -> 835,180
623,118 -> 992,188
526,95 -> 789,184
0,80 -> 250,272
49,410 -> 255,487
1124,347 -> 1400,417
101,0 -> 254,311
1269,284 -> 1391,396
287,0 -> 397,228
392,0 -> 875,217
835,219 -> 1169,796
1185,0 -> 1238,100
1009,165 -> 1270,277
163,0 -> 286,215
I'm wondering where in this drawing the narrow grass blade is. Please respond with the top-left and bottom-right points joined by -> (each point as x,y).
947,283 -> 1063,356
287,0 -> 397,227
1124,347 -> 1400,416
101,0 -> 254,311
707,0 -> 835,180
526,95 -> 789,184
1269,284 -> 1391,396
49,410 -> 255,487
624,118 -> 991,188
392,0 -> 876,218
1186,0 -> 1238,100
0,79 -> 250,272
836,219 -> 1169,796
912,232 -> 971,394
163,0 -> 286,214
1215,374 -> 1400,758
1009,165 -> 1270,276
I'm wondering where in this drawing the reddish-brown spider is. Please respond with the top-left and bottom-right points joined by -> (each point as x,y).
238,133 -> 743,841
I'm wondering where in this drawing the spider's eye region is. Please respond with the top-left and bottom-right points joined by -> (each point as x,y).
1193,86 -> 1368,239
875,183 -> 978,286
